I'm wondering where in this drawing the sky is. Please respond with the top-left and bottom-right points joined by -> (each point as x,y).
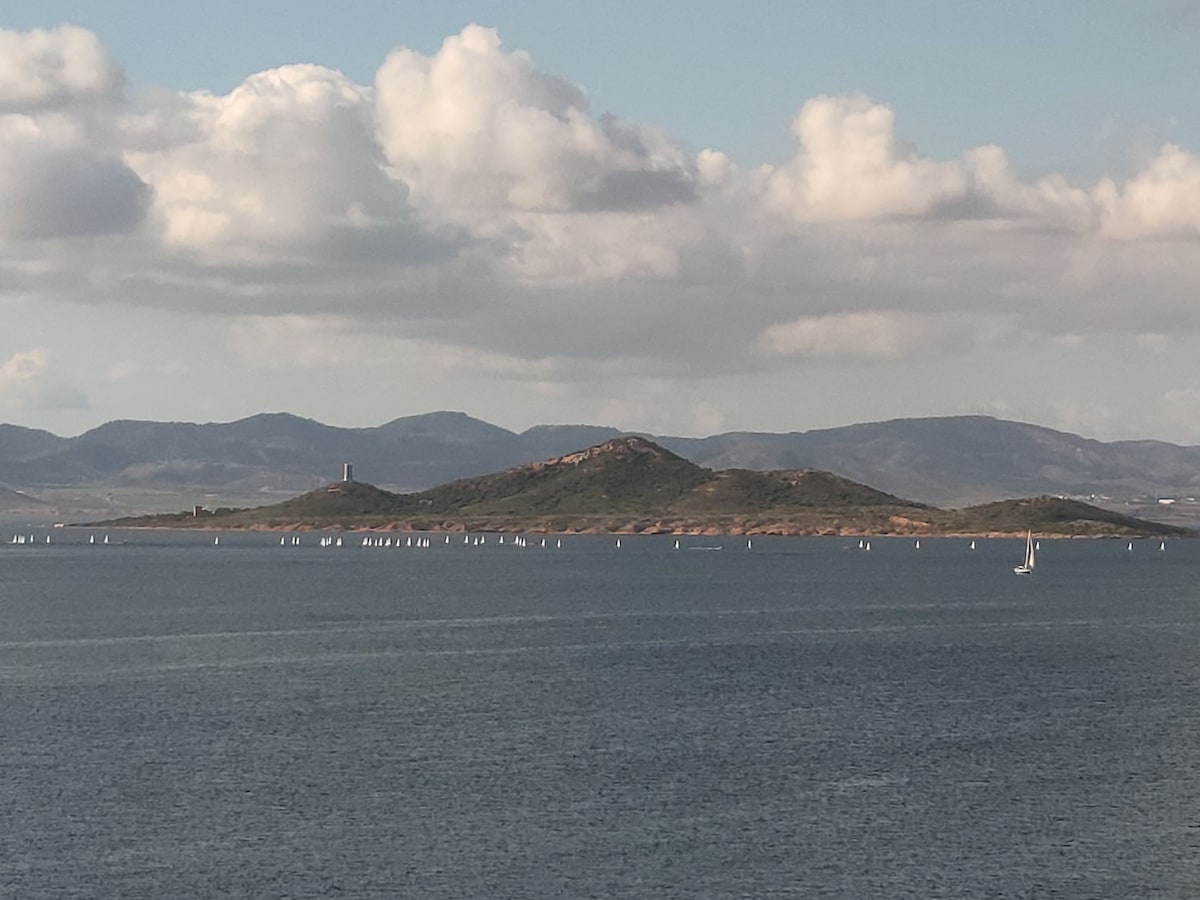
2,2 -> 1200,442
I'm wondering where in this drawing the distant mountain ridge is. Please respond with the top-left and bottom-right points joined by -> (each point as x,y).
97,436 -> 1189,539
3,411 -> 1200,516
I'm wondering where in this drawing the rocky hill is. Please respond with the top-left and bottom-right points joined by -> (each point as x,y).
5,411 -> 1200,516
95,438 -> 1189,538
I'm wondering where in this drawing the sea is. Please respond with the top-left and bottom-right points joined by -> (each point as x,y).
3,528 -> 1200,899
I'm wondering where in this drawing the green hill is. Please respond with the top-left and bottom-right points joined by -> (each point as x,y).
92,437 -> 1191,538
939,496 -> 1187,537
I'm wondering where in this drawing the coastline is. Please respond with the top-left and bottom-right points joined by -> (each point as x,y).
80,521 -> 1176,540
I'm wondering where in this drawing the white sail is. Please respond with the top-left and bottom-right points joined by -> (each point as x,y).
1013,531 -> 1035,574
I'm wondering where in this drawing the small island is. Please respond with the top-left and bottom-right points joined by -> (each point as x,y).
90,437 -> 1192,539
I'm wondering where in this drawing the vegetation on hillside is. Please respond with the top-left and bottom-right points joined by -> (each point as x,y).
91,437 -> 1192,538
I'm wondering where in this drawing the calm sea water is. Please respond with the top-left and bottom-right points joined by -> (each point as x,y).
3,529 -> 1200,898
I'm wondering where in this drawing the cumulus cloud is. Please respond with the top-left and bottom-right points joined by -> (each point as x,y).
1095,144 -> 1200,239
761,93 -> 1093,227
125,64 -> 424,259
764,94 -> 968,221
0,25 -> 123,112
3,21 -> 1200,433
0,28 -> 148,241
0,131 -> 151,239
375,25 -> 696,220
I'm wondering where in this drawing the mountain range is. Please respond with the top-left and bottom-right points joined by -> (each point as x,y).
99,436 -> 1190,539
2,411 -> 1198,519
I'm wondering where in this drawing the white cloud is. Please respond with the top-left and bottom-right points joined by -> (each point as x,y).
765,94 -> 968,221
1095,144 -> 1200,239
3,23 -> 1200,439
0,28 -> 148,242
761,93 -> 1093,227
374,25 -> 696,221
0,347 -> 88,410
0,119 -> 151,240
125,64 -> 419,258
755,311 -> 982,361
0,25 -> 123,112
371,25 -> 701,284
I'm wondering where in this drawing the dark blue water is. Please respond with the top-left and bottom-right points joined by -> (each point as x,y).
3,531 -> 1200,898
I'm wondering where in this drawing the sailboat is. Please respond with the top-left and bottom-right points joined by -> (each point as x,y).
969,540 -> 976,550
1013,531 -> 1035,575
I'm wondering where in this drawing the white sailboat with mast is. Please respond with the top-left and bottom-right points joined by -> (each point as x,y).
1013,530 -> 1035,575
